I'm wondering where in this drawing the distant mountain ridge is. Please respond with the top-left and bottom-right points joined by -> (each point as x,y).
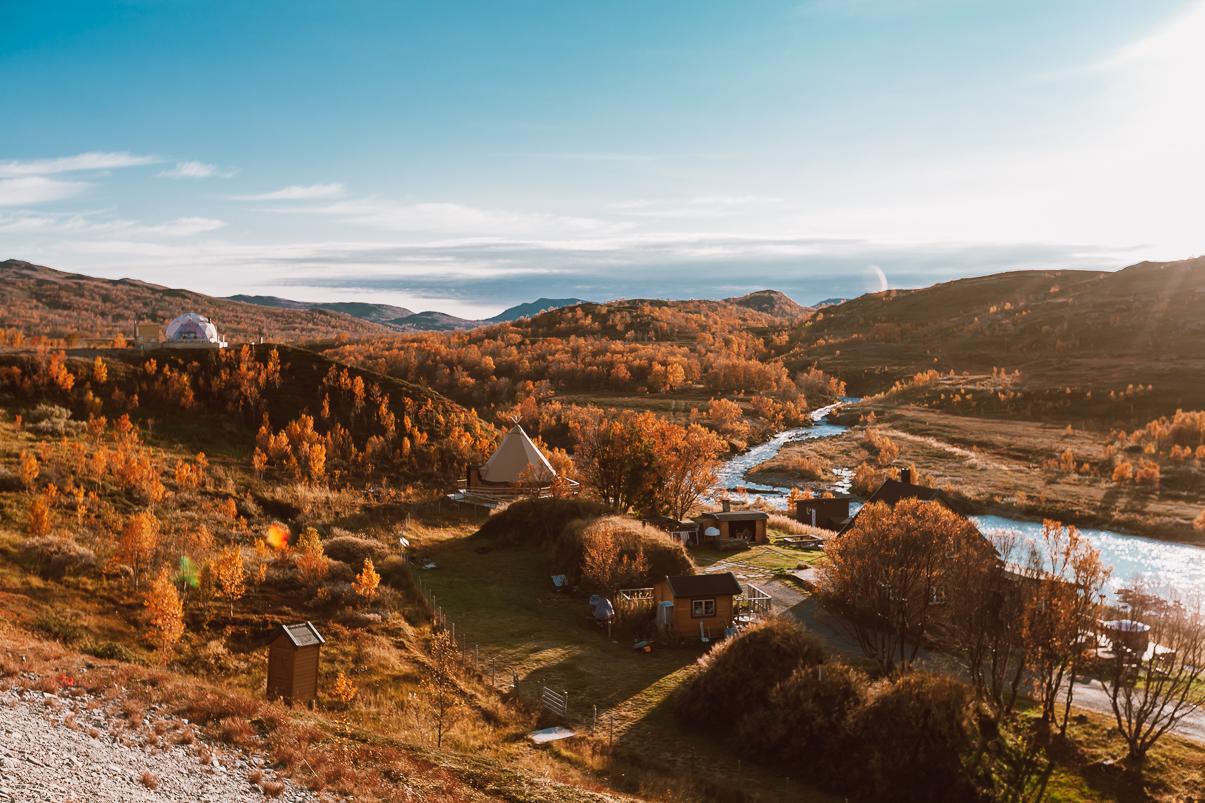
227,295 -> 415,324
485,297 -> 588,323
228,293 -> 590,331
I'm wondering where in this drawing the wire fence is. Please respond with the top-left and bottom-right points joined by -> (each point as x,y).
413,568 -> 633,751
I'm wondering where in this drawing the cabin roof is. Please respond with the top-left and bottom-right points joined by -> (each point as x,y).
797,493 -> 856,502
696,510 -> 769,522
863,478 -> 941,507
643,515 -> 694,530
662,572 -> 743,598
277,621 -> 325,648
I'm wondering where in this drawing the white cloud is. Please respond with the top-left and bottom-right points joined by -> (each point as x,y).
0,151 -> 158,177
135,217 -> 227,236
157,161 -> 236,179
0,176 -> 89,206
276,195 -> 629,237
232,183 -> 346,201
0,211 -> 224,237
607,194 -> 783,221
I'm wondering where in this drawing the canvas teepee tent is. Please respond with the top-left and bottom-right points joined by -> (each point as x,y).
451,424 -> 578,508
477,425 -> 556,484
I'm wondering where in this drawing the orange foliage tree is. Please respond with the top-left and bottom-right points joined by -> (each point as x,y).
119,510 -> 160,587
144,566 -> 185,656
821,499 -> 992,675
353,558 -> 381,601
210,545 -> 246,617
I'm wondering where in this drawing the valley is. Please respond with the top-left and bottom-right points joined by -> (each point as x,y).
0,256 -> 1202,801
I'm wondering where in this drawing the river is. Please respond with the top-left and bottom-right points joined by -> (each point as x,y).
717,399 -> 1205,594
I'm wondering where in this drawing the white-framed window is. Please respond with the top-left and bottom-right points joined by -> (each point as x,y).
691,598 -> 716,618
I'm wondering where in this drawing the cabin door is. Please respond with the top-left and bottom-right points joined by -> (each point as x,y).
656,601 -> 674,634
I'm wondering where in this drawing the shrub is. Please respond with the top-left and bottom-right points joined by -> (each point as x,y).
84,640 -> 137,663
19,536 -> 98,580
476,496 -> 610,546
321,535 -> 388,567
32,610 -> 87,646
376,555 -> 412,590
839,673 -> 981,803
313,581 -> 358,608
738,661 -> 868,768
553,516 -> 692,590
851,461 -> 887,497
26,404 -> 82,436
675,618 -> 826,729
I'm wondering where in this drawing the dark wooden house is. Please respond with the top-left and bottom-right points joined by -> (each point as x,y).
794,493 -> 854,531
839,468 -> 946,535
267,621 -> 324,705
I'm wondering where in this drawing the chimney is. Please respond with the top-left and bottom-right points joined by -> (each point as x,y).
900,467 -> 912,485
721,498 -> 731,513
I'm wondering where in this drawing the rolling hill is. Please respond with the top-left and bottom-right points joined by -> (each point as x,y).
786,257 -> 1205,418
724,289 -> 810,319
0,260 -> 390,343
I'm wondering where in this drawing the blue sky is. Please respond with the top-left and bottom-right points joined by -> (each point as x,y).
1,0 -> 1202,317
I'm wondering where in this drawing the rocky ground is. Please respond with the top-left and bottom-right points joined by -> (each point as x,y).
0,685 -> 316,802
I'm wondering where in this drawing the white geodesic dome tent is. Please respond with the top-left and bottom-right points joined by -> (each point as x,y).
164,313 -> 226,348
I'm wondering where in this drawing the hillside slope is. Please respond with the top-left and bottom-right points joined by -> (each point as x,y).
787,259 -> 1205,419
0,260 -> 389,343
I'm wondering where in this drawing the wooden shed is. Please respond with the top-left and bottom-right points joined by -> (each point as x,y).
653,572 -> 744,641
692,500 -> 769,547
266,621 -> 324,705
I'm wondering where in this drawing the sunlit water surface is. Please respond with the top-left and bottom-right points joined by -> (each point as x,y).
716,400 -> 1205,594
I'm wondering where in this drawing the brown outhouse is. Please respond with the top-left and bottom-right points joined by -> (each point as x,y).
653,573 -> 744,641
267,621 -> 324,705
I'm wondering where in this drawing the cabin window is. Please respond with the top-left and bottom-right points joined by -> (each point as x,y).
691,598 -> 716,618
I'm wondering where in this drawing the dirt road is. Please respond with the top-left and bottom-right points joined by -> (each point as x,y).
763,579 -> 1205,744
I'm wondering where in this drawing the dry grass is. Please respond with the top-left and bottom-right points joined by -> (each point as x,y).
218,716 -> 256,748
139,770 -> 158,790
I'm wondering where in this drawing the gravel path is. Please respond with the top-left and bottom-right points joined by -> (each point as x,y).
0,686 -> 316,802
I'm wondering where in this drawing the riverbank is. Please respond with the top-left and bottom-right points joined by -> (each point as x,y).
750,405 -> 1204,545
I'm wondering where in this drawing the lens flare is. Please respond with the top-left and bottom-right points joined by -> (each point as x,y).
266,521 -> 290,551
177,555 -> 199,589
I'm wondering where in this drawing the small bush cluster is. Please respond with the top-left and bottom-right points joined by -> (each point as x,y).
25,403 -> 84,436
675,619 -> 986,803
321,534 -> 388,567
553,516 -> 692,591
19,536 -> 98,580
476,496 -> 610,546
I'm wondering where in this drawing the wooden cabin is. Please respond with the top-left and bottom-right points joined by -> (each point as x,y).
692,500 -> 768,547
266,621 -> 324,706
654,573 -> 744,641
794,494 -> 854,531
839,467 -> 944,535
